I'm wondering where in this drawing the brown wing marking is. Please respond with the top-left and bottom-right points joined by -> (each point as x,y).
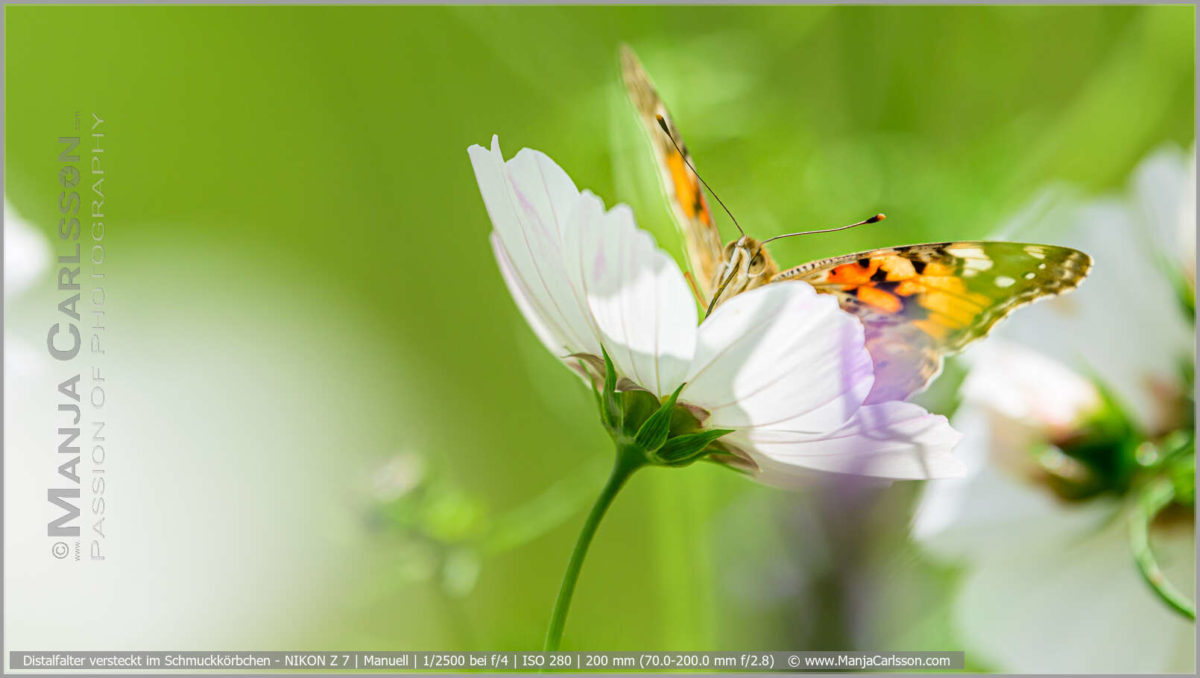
774,242 -> 1092,402
621,45 -> 723,296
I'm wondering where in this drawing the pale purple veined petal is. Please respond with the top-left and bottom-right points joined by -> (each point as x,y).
470,136 -> 601,359
569,193 -> 696,396
734,401 -> 964,482
489,232 -> 568,357
682,281 -> 874,434
471,137 -> 696,392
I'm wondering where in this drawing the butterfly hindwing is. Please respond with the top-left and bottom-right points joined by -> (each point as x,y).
774,242 -> 1092,402
621,46 -> 724,297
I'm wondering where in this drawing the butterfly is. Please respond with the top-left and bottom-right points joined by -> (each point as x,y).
621,45 -> 1092,404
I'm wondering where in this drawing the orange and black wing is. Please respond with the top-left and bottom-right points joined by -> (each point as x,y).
774,242 -> 1092,403
621,45 -> 723,296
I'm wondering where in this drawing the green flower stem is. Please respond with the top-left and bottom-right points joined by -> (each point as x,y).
543,445 -> 645,651
1130,476 -> 1196,620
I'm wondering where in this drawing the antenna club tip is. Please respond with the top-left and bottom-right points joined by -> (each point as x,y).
655,114 -> 669,132
870,213 -> 886,223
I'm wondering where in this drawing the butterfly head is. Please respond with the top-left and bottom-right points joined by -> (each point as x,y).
707,236 -> 780,312
647,107 -> 887,314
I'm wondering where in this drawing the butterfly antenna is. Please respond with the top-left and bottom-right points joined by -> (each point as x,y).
705,265 -> 740,318
759,213 -> 887,245
655,115 -> 745,237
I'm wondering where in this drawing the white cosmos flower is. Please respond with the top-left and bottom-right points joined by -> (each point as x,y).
469,136 -> 963,482
912,342 -> 1105,542
913,145 -> 1197,673
959,341 -> 1102,436
913,363 -> 1195,673
988,144 -> 1194,431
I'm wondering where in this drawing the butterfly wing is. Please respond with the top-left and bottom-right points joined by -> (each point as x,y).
774,242 -> 1092,403
621,45 -> 723,296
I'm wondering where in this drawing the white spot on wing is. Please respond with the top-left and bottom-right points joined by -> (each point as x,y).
946,245 -> 993,275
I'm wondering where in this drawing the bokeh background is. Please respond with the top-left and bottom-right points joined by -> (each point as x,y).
4,5 -> 1194,673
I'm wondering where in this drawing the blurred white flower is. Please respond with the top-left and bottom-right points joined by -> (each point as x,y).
914,145 -> 1196,672
991,145 -> 1194,431
469,136 -> 962,482
962,340 -> 1102,435
4,200 -> 51,300
914,404 -> 1194,673
4,201 -> 52,381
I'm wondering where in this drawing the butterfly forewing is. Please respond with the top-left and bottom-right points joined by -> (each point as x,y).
621,46 -> 724,296
620,47 -> 1093,405
774,242 -> 1092,402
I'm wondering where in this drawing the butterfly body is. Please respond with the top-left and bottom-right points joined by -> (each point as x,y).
621,46 -> 1092,402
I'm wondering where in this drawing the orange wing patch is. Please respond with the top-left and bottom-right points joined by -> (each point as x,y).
621,45 -> 724,297
665,153 -> 712,225
856,285 -> 903,314
773,242 -> 1092,402
821,256 -> 991,325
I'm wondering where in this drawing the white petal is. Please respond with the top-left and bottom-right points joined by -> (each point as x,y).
1175,146 -> 1196,280
737,401 -> 964,482
4,201 -> 51,299
989,146 -> 1194,431
570,194 -> 696,396
911,407 -> 1035,546
955,512 -> 1194,673
915,408 -> 1196,672
470,137 -> 601,358
996,199 -> 1191,431
683,281 -> 874,433
471,137 -> 696,392
912,406 -> 1092,555
959,340 -> 1101,436
1131,144 -> 1192,260
490,232 -> 566,357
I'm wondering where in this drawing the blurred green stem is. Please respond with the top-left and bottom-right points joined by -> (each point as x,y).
543,446 -> 644,651
1130,476 -> 1195,620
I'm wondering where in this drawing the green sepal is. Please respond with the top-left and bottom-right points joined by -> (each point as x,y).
600,347 -> 622,432
1045,373 -> 1141,499
654,428 -> 735,466
632,383 -> 685,453
620,390 -> 661,439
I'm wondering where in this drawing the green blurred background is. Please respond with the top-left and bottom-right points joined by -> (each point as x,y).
4,4 -> 1193,668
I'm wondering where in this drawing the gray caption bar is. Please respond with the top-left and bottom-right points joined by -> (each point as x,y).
11,651 -> 964,672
